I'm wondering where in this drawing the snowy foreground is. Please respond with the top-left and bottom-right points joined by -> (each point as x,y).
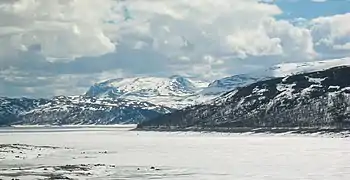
1,126 -> 350,180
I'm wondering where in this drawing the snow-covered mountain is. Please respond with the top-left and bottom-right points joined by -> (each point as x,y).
3,57 -> 350,126
85,75 -> 209,109
85,58 -> 350,109
201,74 -> 261,96
138,66 -> 350,130
201,57 -> 350,96
84,57 -> 350,110
0,96 -> 171,126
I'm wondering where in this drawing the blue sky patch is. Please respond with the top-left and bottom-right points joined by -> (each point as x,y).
274,0 -> 350,19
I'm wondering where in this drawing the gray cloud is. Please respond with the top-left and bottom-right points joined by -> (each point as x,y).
1,0 -> 349,97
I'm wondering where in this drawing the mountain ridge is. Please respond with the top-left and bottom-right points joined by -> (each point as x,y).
137,66 -> 350,131
0,96 -> 171,126
201,57 -> 350,96
2,58 -> 350,126
83,57 -> 350,109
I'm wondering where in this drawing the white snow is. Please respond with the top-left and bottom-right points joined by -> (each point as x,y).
342,87 -> 350,91
276,83 -> 296,99
265,57 -> 350,78
252,86 -> 268,94
88,76 -> 209,109
329,86 -> 340,89
201,74 -> 260,95
307,77 -> 327,84
200,57 -> 350,101
1,127 -> 350,179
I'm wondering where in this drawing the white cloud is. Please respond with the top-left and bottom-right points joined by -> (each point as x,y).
1,0 -> 350,97
311,0 -> 327,2
0,0 -> 118,60
0,66 -> 126,97
113,0 -> 316,69
310,13 -> 350,58
118,0 -> 283,57
0,0 -> 316,64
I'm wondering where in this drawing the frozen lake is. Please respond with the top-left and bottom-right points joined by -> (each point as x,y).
1,126 -> 350,179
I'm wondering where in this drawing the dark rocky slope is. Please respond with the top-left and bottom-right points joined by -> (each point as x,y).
0,96 -> 171,126
137,66 -> 350,131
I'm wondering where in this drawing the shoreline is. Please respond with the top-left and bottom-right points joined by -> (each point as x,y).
4,124 -> 137,129
2,125 -> 350,137
134,127 -> 350,137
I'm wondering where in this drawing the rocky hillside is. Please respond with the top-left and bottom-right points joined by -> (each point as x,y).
0,96 -> 171,126
138,66 -> 350,131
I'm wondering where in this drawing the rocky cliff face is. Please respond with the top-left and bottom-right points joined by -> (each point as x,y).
138,66 -> 350,130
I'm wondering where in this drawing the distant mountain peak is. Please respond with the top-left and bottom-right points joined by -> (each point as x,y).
85,75 -> 205,109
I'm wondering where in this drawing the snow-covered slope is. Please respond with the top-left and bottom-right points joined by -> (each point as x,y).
85,75 -> 208,109
201,74 -> 261,95
201,57 -> 350,96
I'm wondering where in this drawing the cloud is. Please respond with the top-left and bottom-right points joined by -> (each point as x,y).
0,0 -> 118,60
310,13 -> 350,58
0,0 -> 315,64
311,0 -> 327,2
0,66 -> 126,97
112,0 -> 316,73
0,0 -> 349,97
117,0 -> 286,58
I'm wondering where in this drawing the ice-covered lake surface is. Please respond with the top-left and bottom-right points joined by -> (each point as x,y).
1,126 -> 350,180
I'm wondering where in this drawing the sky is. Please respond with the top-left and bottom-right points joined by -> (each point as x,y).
0,0 -> 350,98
